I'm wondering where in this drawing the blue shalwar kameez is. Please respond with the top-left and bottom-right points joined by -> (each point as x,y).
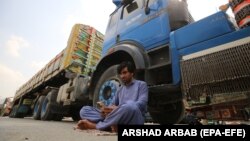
79,79 -> 148,130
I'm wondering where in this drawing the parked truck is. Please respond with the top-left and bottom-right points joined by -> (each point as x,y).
0,97 -> 13,116
11,0 -> 250,124
10,24 -> 104,120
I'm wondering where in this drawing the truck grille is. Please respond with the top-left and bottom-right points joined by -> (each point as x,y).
181,41 -> 250,103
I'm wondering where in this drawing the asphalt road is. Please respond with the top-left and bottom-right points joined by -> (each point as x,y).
0,117 -> 117,141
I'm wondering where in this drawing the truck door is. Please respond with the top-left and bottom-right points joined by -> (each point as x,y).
102,8 -> 122,55
117,0 -> 170,50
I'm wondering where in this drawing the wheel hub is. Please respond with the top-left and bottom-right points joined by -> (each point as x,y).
99,80 -> 120,106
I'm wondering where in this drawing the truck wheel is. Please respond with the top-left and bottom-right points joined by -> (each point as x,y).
148,100 -> 185,124
71,108 -> 81,121
33,96 -> 45,120
93,65 -> 121,107
71,112 -> 81,121
9,105 -> 17,118
41,90 -> 58,120
53,114 -> 63,121
9,105 -> 25,118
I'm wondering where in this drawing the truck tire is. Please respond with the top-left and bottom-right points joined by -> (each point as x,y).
33,96 -> 45,120
9,105 -> 26,118
53,114 -> 63,121
71,112 -> 81,121
93,65 -> 121,107
41,90 -> 58,120
148,100 -> 185,124
71,108 -> 81,121
9,105 -> 18,118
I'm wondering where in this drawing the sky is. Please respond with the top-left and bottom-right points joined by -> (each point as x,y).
0,0 -> 230,100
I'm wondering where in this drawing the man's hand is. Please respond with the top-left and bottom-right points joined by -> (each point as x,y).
219,3 -> 229,11
101,105 -> 117,118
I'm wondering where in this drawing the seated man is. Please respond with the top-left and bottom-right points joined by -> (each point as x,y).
75,61 -> 148,132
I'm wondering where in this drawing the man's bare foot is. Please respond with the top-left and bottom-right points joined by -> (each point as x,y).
74,120 -> 86,130
74,120 -> 96,130
83,120 -> 96,129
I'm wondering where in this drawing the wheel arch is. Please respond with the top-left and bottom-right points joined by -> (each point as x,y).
89,43 -> 147,100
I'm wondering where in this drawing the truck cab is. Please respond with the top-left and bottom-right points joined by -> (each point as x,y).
103,0 -> 192,53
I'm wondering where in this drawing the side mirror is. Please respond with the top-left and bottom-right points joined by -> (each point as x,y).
145,0 -> 150,15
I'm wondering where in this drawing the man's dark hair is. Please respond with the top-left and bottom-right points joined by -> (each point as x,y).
117,61 -> 135,74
